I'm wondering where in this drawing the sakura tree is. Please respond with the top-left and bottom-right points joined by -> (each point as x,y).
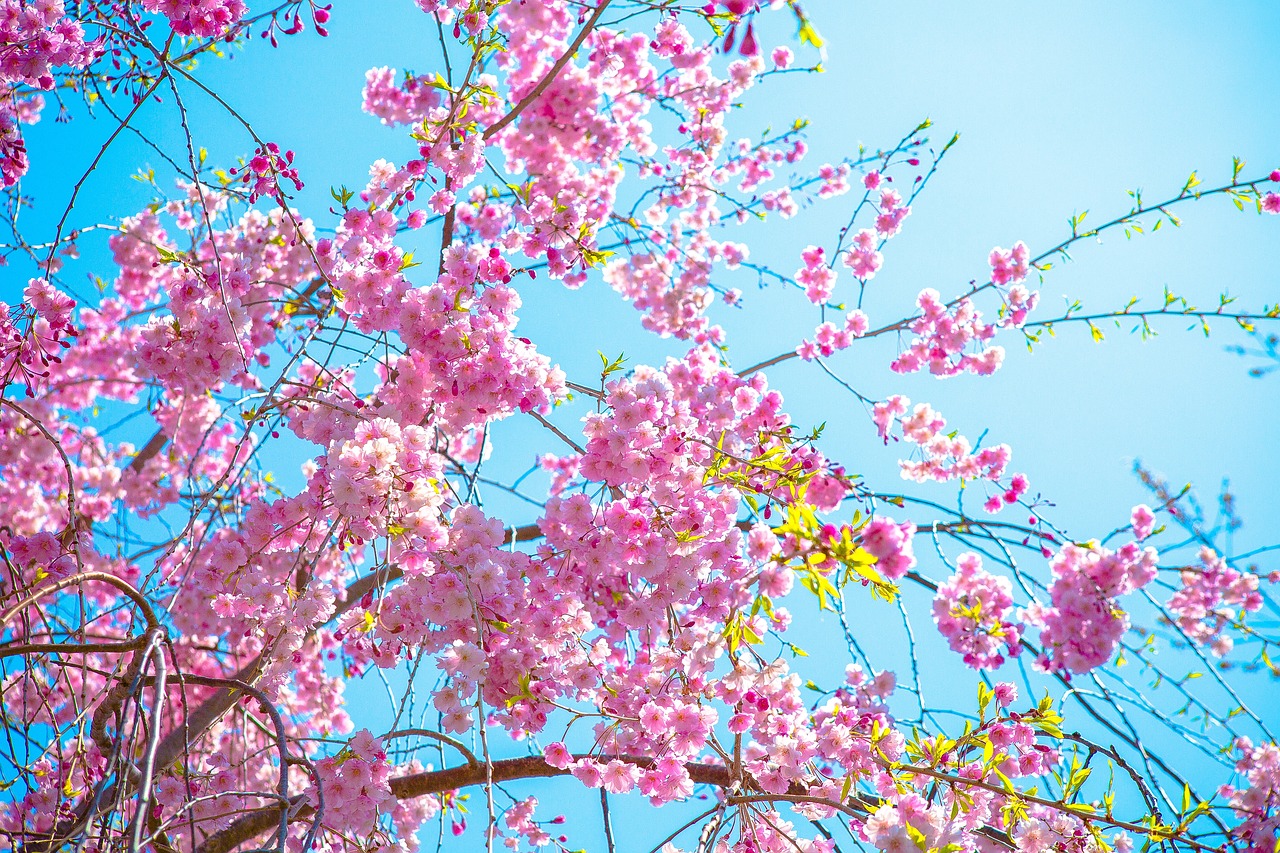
2,2 -> 1279,853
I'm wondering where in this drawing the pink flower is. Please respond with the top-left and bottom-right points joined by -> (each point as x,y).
570,759 -> 604,788
601,760 -> 639,794
989,241 -> 1030,286
860,516 -> 916,580
845,309 -> 870,337
1130,504 -> 1156,540
994,682 -> 1018,706
543,742 -> 572,769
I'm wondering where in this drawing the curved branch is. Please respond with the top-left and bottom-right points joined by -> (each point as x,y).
1,571 -> 159,630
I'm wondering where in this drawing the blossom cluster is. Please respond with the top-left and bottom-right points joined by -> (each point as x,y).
1264,169 -> 1280,213
891,288 -> 1005,377
0,742 -> 107,835
232,142 -> 305,204
986,241 -> 1040,329
140,0 -> 248,38
134,267 -> 255,394
797,245 -> 837,304
872,395 -> 1027,512
1,278 -> 77,394
362,66 -> 442,126
1223,738 -> 1280,853
324,418 -> 448,543
932,553 -> 1023,669
717,133 -> 807,193
1165,546 -> 1265,656
842,226 -> 883,280
1025,540 -> 1159,674
310,731 -> 397,837
859,515 -> 918,580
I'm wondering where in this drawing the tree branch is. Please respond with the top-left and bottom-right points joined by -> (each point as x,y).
482,0 -> 613,141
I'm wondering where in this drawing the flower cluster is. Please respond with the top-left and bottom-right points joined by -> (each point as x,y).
817,161 -> 852,197
1223,737 -> 1280,853
0,742 -> 107,835
1263,173 -> 1280,215
378,245 -> 567,433
874,188 -> 911,237
502,797 -> 559,849
1013,809 -> 1106,853
0,0 -> 95,89
860,515 -> 918,580
1025,540 -> 1159,674
842,228 -> 884,280
717,134 -> 806,193
1165,546 -> 1265,656
134,268 -> 254,394
362,66 -> 441,126
989,241 -> 1030,286
140,0 -> 248,38
932,553 -> 1023,669
891,288 -> 1004,377
1,279 -> 77,395
797,245 -> 837,304
310,731 -> 398,838
232,142 -> 304,204
989,241 -> 1040,327
872,395 -> 1027,511
860,800 -> 966,853
324,417 -> 448,543
794,309 -> 869,360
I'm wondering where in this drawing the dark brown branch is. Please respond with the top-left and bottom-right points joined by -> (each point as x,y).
197,755 -> 756,853
127,429 -> 170,473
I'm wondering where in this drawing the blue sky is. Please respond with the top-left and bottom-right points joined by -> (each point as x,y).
8,0 -> 1280,849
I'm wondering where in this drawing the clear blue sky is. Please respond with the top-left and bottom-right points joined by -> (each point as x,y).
9,1 -> 1280,849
